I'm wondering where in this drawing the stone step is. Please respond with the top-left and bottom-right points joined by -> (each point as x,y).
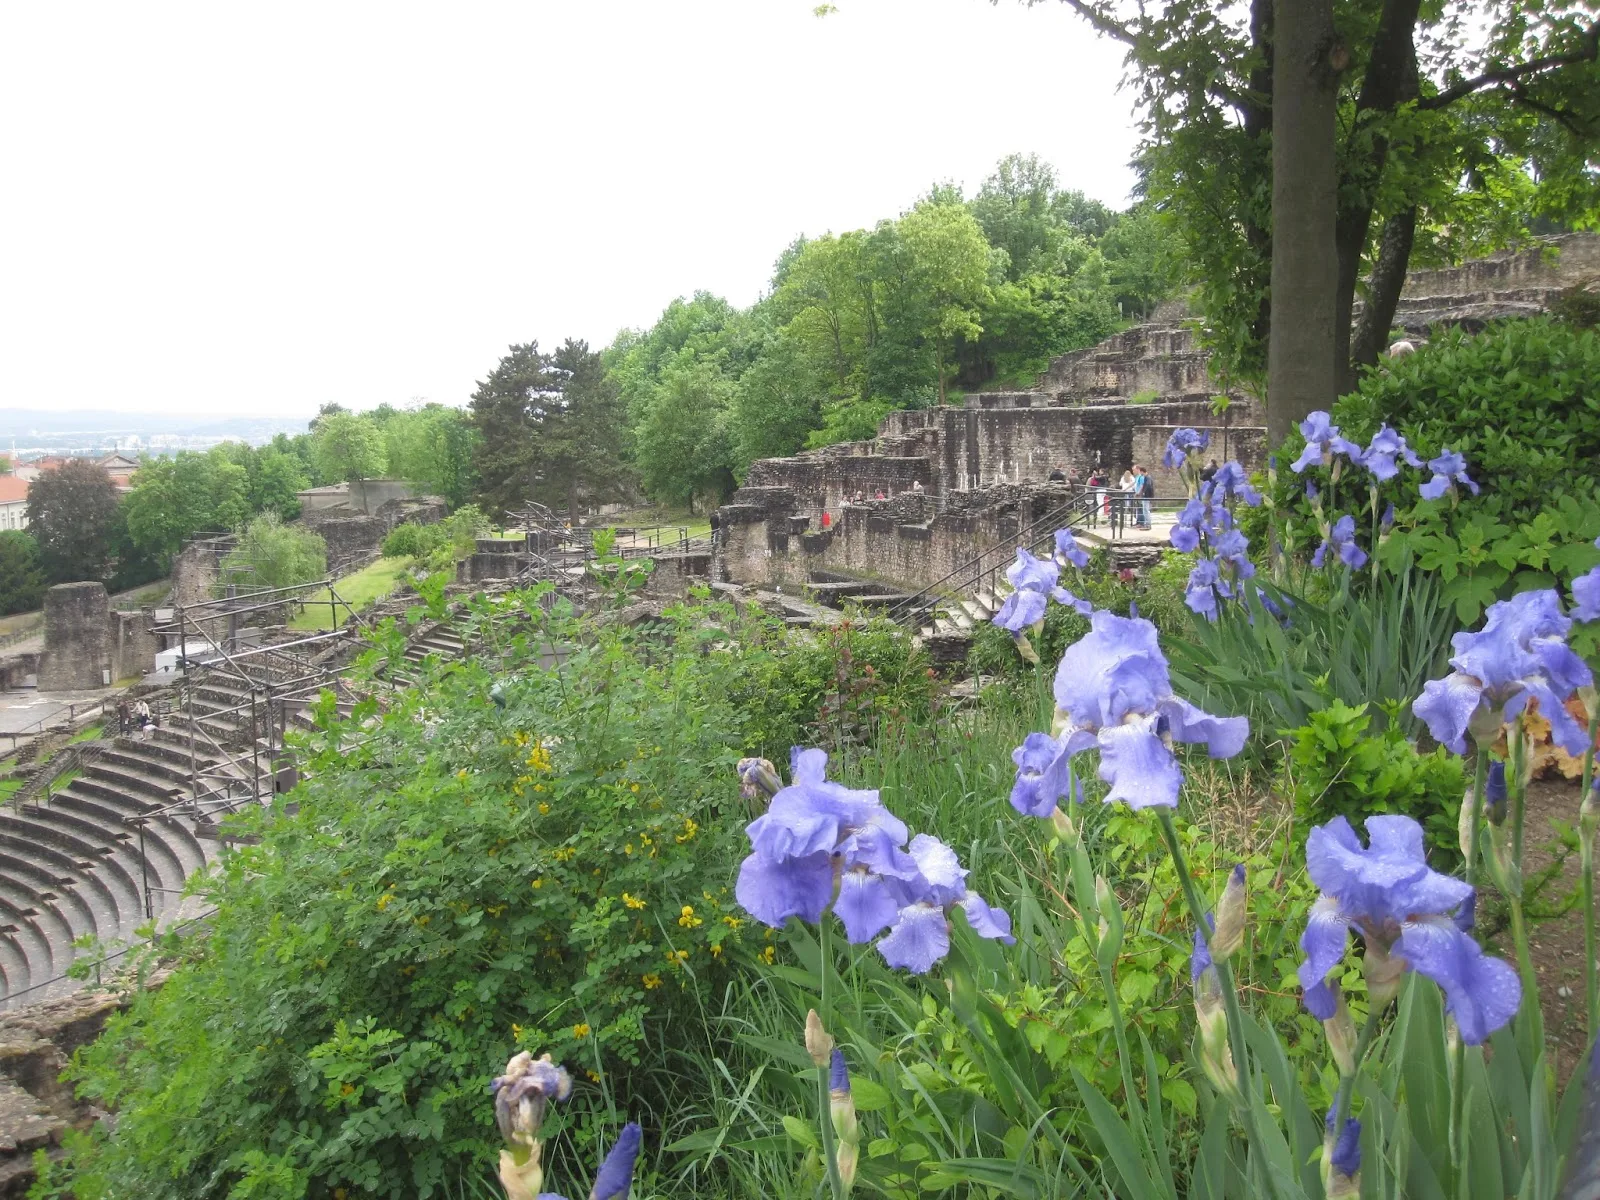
0,814 -> 134,925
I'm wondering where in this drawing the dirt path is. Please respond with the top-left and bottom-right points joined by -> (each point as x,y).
1501,776 -> 1594,1084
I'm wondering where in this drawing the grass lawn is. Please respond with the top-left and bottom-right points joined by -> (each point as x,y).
0,777 -> 20,804
289,557 -> 414,631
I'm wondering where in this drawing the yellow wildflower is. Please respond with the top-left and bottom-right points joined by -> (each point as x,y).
538,802 -> 551,815
710,943 -> 722,957
722,915 -> 744,930
456,769 -> 469,781
572,1023 -> 591,1038
623,893 -> 646,910
587,1069 -> 601,1082
642,972 -> 662,989
760,945 -> 776,964
676,817 -> 699,843
630,782 -> 640,793
376,892 -> 394,911
532,878 -> 544,889
511,1023 -> 523,1039
554,846 -> 576,862
667,948 -> 689,964
624,843 -> 634,856
678,905 -> 703,929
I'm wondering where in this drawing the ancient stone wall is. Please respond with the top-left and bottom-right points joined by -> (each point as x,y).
108,610 -> 158,682
168,540 -> 223,609
720,484 -> 1072,593
644,550 -> 713,597
37,583 -> 110,691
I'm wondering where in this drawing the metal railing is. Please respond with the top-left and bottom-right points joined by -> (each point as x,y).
882,489 -> 1100,625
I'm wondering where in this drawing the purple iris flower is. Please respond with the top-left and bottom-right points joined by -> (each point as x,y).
1297,815 -> 1519,1044
1306,481 -> 1320,504
1054,527 -> 1090,569
1419,449 -> 1479,500
1209,461 -> 1262,507
735,750 -> 1011,973
1359,424 -> 1423,482
1572,537 -> 1600,622
1291,412 -> 1363,473
1045,611 -> 1248,809
1010,731 -> 1081,816
993,587 -> 1048,633
1163,427 -> 1209,470
1185,558 -> 1221,621
1211,527 -> 1254,579
875,834 -> 1015,973
1312,514 -> 1368,570
1380,502 -> 1396,533
1413,589 -> 1594,755
1325,1108 -> 1361,1181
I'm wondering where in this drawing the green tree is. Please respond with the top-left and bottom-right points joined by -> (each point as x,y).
1057,0 -> 1600,435
220,513 -> 327,590
250,449 -> 310,521
633,357 -> 737,507
24,461 -> 121,583
382,405 -> 480,508
470,340 -> 628,522
0,531 -> 45,615
122,451 -> 252,565
969,152 -> 1115,280
898,201 -> 994,404
311,413 -> 388,508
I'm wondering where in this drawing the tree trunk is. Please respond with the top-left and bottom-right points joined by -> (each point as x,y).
1332,0 -> 1422,394
1350,206 -> 1417,371
1267,0 -> 1343,445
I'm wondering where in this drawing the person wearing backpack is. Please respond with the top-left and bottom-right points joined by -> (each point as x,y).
1135,465 -> 1155,529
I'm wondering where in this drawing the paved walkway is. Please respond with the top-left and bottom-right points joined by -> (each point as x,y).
0,689 -> 110,751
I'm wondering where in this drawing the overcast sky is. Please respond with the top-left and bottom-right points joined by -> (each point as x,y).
0,1 -> 1140,419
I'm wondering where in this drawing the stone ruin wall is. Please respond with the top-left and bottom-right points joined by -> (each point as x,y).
745,396 -> 1263,525
719,484 -> 1073,593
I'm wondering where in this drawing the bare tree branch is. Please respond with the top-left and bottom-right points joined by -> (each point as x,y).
1417,22 -> 1599,110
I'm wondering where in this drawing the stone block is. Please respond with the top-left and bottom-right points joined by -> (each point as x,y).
37,583 -> 110,691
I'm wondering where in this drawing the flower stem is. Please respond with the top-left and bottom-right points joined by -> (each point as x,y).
1466,749 -> 1486,890
1450,749 -> 1488,1196
1579,706 -> 1598,1041
1155,809 -> 1278,1200
1333,1008 -> 1382,1150
815,917 -> 845,1200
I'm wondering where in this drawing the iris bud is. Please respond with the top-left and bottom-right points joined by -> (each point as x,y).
829,1049 -> 859,1194
1484,760 -> 1508,826
1050,807 -> 1079,848
1322,988 -> 1357,1076
804,1009 -> 834,1067
737,757 -> 782,801
1193,969 -> 1238,1100
1323,1109 -> 1361,1200
1211,865 -> 1247,962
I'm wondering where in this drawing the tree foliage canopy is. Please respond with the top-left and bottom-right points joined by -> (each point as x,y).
25,461 -> 122,584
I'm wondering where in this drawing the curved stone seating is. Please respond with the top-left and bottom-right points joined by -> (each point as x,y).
0,733 -> 252,1010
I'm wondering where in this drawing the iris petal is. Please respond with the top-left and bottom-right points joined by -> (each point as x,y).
1096,717 -> 1182,809
877,903 -> 950,974
735,850 -> 835,928
835,870 -> 902,943
1394,916 -> 1521,1044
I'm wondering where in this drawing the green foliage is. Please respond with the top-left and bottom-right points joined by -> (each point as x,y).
727,614 -> 941,760
24,460 -> 121,584
1283,697 -> 1467,863
311,412 -> 387,489
123,449 -> 254,563
380,404 -> 480,508
0,530 -> 45,615
220,514 -> 327,591
471,340 -> 628,521
609,154 -> 1180,501
1264,319 -> 1600,623
63,597 -> 761,1198
379,522 -> 438,561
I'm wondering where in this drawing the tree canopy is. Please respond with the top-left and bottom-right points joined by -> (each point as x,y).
25,461 -> 122,584
1053,0 -> 1600,431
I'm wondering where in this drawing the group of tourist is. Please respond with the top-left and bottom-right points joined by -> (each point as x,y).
114,698 -> 158,740
1047,459 -> 1225,530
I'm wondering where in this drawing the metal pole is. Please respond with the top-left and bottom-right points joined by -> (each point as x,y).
139,823 -> 152,920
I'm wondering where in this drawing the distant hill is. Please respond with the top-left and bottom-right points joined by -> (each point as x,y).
0,410 -> 314,441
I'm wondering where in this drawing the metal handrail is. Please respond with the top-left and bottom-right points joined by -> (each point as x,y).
883,489 -> 1098,624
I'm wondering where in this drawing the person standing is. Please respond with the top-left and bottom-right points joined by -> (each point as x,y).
1137,465 -> 1155,528
1048,465 -> 1066,483
821,510 -> 832,530
1118,468 -> 1136,527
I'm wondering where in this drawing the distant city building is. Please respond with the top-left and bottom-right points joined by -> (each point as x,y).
0,474 -> 28,531
95,452 -> 140,486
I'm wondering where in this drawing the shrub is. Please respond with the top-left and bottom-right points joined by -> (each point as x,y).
220,514 -> 327,590
64,600 -> 757,1198
380,521 -> 443,560
0,530 -> 45,615
1282,697 -> 1467,864
1263,319 -> 1600,624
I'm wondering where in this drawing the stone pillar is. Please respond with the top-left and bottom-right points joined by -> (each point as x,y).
38,582 -> 112,691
